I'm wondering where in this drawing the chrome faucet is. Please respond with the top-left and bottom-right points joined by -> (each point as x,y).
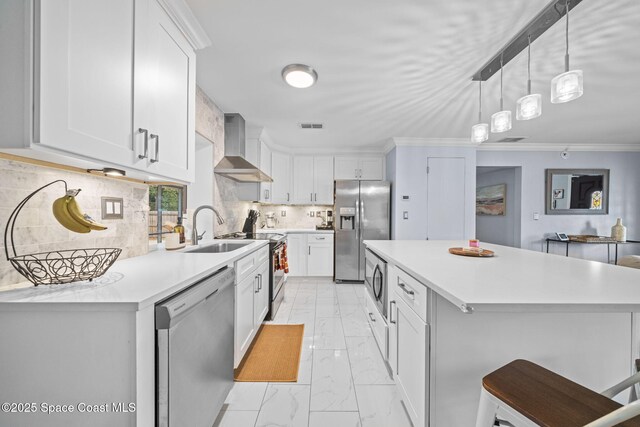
191,205 -> 225,244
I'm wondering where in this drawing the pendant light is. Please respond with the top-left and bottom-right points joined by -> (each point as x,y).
550,0 -> 583,103
516,35 -> 542,120
471,81 -> 489,143
491,55 -> 512,133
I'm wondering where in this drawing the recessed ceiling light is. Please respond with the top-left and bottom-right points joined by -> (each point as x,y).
282,64 -> 318,88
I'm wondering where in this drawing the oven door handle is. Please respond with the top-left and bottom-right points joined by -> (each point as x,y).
373,265 -> 383,300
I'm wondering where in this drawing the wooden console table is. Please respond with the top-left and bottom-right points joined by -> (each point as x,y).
546,238 -> 640,264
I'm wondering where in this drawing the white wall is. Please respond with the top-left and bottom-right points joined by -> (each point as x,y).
476,167 -> 521,247
387,145 -> 476,240
477,150 -> 640,261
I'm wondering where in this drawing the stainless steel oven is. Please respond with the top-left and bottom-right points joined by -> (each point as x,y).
365,248 -> 387,318
270,240 -> 286,320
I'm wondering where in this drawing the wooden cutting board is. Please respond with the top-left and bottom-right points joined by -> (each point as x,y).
449,247 -> 495,257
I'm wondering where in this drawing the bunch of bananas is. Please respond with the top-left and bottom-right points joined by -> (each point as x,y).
52,189 -> 108,234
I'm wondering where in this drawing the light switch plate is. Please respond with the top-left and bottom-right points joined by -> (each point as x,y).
533,212 -> 540,220
101,197 -> 123,219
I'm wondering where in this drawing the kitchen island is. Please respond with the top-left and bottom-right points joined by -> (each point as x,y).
364,240 -> 640,426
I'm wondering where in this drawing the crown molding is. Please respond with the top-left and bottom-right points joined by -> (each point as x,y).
157,0 -> 212,50
477,142 -> 640,152
384,137 -> 481,153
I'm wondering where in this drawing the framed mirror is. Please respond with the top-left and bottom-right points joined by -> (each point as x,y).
545,169 -> 609,215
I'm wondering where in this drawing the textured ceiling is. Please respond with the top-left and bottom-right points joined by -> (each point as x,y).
188,0 -> 640,151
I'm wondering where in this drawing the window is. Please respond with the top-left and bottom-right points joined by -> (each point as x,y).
149,185 -> 187,243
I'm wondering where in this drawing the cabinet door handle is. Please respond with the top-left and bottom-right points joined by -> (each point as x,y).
259,274 -> 263,290
398,281 -> 415,296
308,246 -> 311,255
316,237 -> 325,240
368,312 -> 376,322
314,193 -> 317,202
311,193 -> 313,202
389,300 -> 396,324
138,128 -> 149,159
254,275 -> 259,293
150,134 -> 159,163
287,192 -> 290,202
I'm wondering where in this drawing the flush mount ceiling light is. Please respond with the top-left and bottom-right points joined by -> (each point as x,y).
282,64 -> 318,88
491,56 -> 512,133
87,168 -> 126,177
471,81 -> 489,143
551,0 -> 583,103
517,35 -> 542,120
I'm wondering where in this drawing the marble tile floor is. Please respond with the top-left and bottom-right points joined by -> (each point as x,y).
213,277 -> 413,427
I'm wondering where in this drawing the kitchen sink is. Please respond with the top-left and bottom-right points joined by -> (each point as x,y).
186,242 -> 252,253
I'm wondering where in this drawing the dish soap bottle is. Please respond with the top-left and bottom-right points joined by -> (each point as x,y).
611,218 -> 627,242
174,217 -> 186,244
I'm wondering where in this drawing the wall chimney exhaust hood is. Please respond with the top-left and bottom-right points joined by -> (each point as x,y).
214,113 -> 273,182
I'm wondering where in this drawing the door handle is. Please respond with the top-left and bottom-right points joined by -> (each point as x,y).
308,246 -> 311,255
314,193 -> 317,202
311,193 -> 313,202
389,300 -> 396,324
138,128 -> 149,159
368,312 -> 376,322
150,134 -> 160,163
254,275 -> 259,293
398,282 -> 415,296
287,192 -> 290,202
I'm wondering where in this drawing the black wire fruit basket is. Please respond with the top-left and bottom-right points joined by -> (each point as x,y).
4,180 -> 122,286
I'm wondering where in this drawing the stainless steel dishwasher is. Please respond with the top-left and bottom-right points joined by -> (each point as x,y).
156,267 -> 235,427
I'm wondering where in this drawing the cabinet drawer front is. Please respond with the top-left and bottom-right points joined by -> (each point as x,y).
365,291 -> 388,360
236,253 -> 257,284
308,233 -> 334,242
254,246 -> 269,267
394,267 -> 429,323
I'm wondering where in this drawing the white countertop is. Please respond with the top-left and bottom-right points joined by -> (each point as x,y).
364,240 -> 640,313
0,239 -> 269,311
262,228 -> 334,234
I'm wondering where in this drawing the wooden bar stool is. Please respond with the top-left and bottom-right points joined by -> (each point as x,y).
476,359 -> 640,427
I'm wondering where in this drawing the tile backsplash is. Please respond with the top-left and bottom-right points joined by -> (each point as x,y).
0,158 -> 149,289
256,204 -> 333,230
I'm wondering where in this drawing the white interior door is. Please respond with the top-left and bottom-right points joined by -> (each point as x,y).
426,157 -> 465,240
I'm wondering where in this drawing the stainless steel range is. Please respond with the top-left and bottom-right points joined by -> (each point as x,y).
217,232 -> 287,320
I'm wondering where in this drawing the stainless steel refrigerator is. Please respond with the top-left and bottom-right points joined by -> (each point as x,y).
334,180 -> 390,282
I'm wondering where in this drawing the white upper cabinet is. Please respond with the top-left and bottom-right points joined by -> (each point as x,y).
137,0 -> 196,182
292,156 -> 315,204
271,152 -> 292,204
313,156 -> 335,204
35,0 -> 137,166
1,0 -> 208,183
334,156 -> 384,180
259,142 -> 272,203
292,155 -> 334,205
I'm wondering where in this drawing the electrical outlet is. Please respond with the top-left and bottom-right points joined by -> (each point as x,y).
281,210 -> 286,217
403,211 -> 409,220
310,211 -> 315,217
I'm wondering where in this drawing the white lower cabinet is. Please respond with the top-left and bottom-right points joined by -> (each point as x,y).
254,260 -> 270,329
307,234 -> 333,276
234,246 -> 269,368
286,234 -> 307,276
287,233 -> 334,277
235,270 -> 256,367
389,270 -> 429,427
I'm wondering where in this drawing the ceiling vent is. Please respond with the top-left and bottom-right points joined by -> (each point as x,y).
496,137 -> 526,143
299,123 -> 324,129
